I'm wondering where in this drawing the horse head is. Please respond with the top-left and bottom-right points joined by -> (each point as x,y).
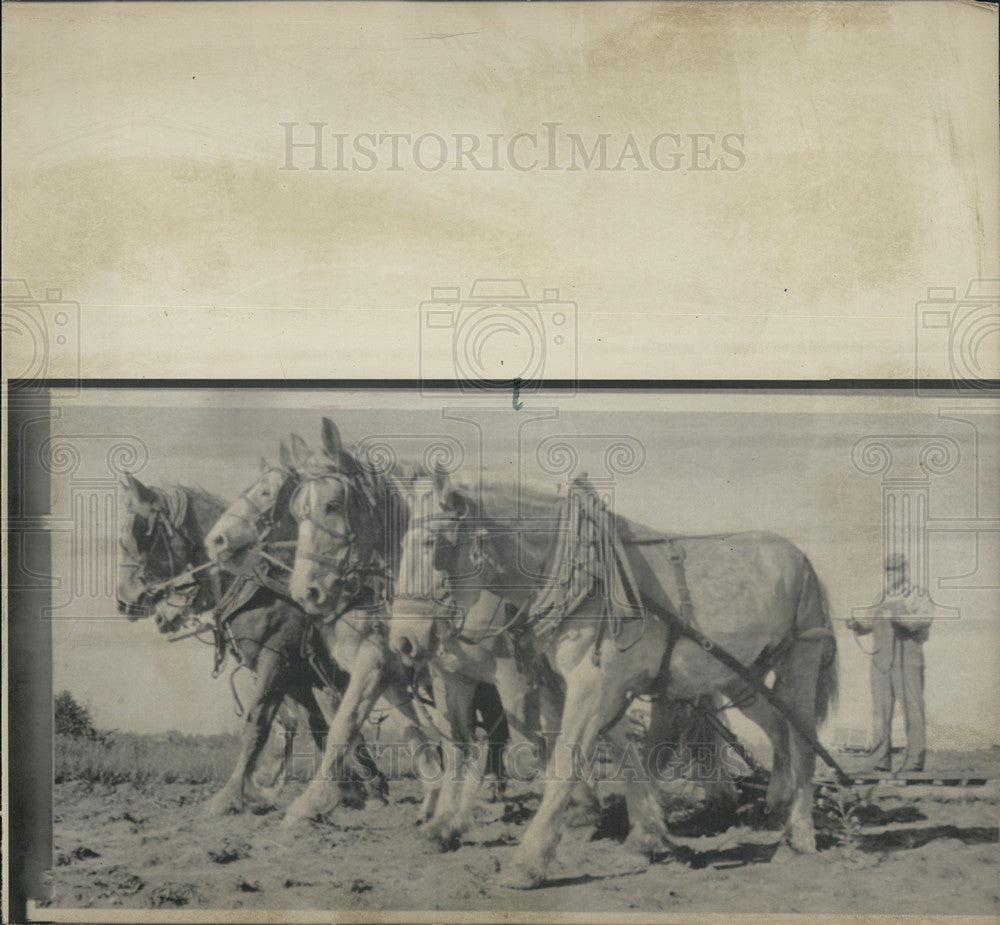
389,465 -> 500,665
288,418 -> 392,618
116,473 -> 222,635
205,439 -> 301,571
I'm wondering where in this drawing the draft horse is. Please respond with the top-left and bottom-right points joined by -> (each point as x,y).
388,468 -> 839,888
116,468 -> 384,814
282,419 -> 510,828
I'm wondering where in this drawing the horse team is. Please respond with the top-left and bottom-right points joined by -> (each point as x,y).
116,417 -> 838,889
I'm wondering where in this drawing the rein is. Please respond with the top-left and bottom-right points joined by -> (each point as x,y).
410,488 -> 852,786
215,483 -> 281,545
120,493 -> 218,616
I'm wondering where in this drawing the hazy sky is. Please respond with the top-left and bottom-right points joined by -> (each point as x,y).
46,393 -> 999,749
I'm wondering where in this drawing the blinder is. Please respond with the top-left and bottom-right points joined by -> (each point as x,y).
398,505 -> 507,646
289,468 -> 390,613
118,497 -> 207,618
218,466 -> 297,546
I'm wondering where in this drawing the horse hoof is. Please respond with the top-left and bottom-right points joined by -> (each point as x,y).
480,775 -> 506,804
206,792 -> 243,817
339,782 -> 368,810
624,827 -> 669,860
501,858 -> 546,890
423,816 -> 461,851
279,811 -> 308,833
564,802 -> 601,829
281,796 -> 319,832
786,832 -> 817,855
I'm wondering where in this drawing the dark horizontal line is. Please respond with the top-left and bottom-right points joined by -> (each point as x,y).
6,378 -> 1000,394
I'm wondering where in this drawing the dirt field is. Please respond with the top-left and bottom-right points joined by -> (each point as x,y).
42,748 -> 1000,919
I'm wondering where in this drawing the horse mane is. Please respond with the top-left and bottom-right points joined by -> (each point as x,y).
157,483 -> 227,537
449,472 -> 563,522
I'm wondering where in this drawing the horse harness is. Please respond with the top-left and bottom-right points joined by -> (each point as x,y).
428,478 -> 851,785
120,488 -> 217,614
289,468 -> 393,623
209,553 -> 342,699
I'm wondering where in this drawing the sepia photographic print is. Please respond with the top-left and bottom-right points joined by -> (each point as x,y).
3,3 -> 999,924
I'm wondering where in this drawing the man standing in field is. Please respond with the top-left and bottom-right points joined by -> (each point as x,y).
847,552 -> 934,772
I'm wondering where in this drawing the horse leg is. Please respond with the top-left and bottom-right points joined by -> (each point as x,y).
352,736 -> 390,805
401,721 -> 444,824
376,680 -> 444,822
528,671 -> 599,828
289,683 -> 367,806
475,682 -> 508,803
423,671 -> 479,850
723,681 -> 793,819
602,697 -> 679,857
246,697 -> 298,806
281,643 -> 387,829
206,647 -> 285,815
503,656 -> 626,890
298,679 -> 386,806
773,641 -> 827,853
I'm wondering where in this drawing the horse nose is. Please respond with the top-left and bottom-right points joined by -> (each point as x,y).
304,584 -> 326,608
210,532 -> 228,556
395,636 -> 415,658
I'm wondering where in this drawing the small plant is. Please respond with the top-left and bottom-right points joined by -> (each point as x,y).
816,783 -> 874,865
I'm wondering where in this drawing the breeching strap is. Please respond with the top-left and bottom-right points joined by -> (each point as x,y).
655,542 -> 851,788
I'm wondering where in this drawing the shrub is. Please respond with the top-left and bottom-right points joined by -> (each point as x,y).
54,690 -> 101,740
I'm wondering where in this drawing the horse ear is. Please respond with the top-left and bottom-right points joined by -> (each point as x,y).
321,418 -> 343,457
259,457 -> 270,473
290,433 -> 310,464
321,418 -> 353,471
432,463 -> 451,497
279,440 -> 293,468
451,492 -> 469,519
122,473 -> 155,504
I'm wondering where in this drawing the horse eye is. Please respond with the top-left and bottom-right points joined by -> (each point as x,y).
325,502 -> 338,515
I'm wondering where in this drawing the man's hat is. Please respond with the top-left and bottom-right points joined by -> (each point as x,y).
884,552 -> 908,572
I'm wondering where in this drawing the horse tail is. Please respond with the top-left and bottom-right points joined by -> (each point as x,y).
797,557 -> 839,727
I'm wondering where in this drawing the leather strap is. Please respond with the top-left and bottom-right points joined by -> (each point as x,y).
666,540 -> 695,627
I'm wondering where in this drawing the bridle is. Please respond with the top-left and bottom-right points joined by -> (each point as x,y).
214,467 -> 298,550
118,495 -> 212,617
289,468 -> 391,617
395,510 -> 520,649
